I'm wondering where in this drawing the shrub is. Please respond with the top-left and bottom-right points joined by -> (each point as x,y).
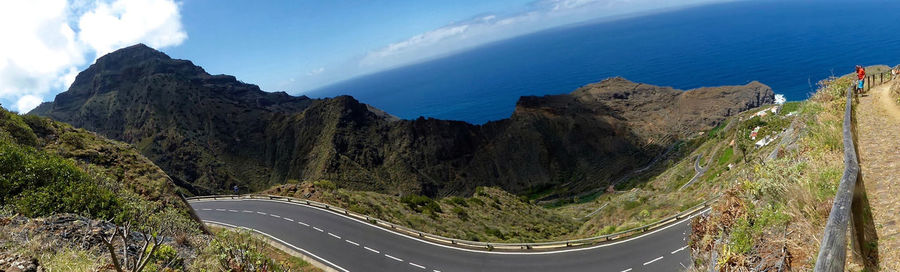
400,194 -> 442,214
468,197 -> 485,206
313,180 -> 337,190
206,230 -> 286,272
485,227 -> 505,240
60,132 -> 86,149
0,110 -> 39,147
0,142 -> 123,218
446,196 -> 468,207
452,206 -> 468,221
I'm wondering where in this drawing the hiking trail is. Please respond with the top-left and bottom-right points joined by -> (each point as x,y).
855,80 -> 900,269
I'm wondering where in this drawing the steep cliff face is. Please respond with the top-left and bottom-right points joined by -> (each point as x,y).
32,44 -> 774,197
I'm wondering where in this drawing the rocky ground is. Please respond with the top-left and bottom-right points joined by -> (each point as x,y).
856,79 -> 900,270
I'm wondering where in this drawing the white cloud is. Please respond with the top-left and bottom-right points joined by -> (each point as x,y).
306,67 -> 325,76
353,0 -> 727,77
79,0 -> 186,57
15,95 -> 44,113
363,25 -> 470,64
0,0 -> 186,114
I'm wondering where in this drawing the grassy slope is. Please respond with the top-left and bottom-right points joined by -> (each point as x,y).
1,107 -> 319,271
690,76 -> 852,270
263,100 -> 796,243
267,182 -> 579,242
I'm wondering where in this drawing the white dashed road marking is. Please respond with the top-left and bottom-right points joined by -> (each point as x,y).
643,256 -> 663,266
345,240 -> 359,246
228,209 -> 238,212
671,246 -> 688,254
270,214 -> 281,218
284,218 -> 294,222
313,227 -> 324,232
298,222 -> 309,227
364,247 -> 380,254
620,268 -> 632,272
256,211 -> 267,215
385,254 -> 403,262
201,208 -> 211,211
409,262 -> 426,269
328,233 -> 341,239
242,210 -> 253,213
215,209 -> 225,211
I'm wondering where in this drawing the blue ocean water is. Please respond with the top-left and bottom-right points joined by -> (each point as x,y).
309,0 -> 900,124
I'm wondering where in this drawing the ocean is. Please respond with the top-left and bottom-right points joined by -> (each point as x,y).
308,0 -> 900,124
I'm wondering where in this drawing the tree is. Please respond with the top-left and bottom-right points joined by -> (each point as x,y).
97,199 -> 197,272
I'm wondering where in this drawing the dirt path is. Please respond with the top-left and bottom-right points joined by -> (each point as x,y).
855,81 -> 900,269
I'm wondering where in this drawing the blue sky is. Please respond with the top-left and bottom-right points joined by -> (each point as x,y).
0,0 -> 726,113
165,0 -> 538,93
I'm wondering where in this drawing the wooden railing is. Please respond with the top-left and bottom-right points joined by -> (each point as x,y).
814,71 -> 892,271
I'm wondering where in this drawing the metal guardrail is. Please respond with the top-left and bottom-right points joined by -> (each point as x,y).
188,194 -> 712,251
813,71 -> 893,271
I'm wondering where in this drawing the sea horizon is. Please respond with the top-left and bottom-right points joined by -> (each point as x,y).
307,0 -> 900,124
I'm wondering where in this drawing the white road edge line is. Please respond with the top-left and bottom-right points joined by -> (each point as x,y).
671,245 -> 688,254
345,240 -> 359,246
643,256 -> 663,266
409,262 -> 426,269
621,268 -> 632,272
364,247 -> 380,254
328,233 -> 341,239
204,220 -> 349,272
193,199 -> 711,255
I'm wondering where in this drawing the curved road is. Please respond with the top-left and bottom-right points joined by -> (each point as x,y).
190,199 -> 699,272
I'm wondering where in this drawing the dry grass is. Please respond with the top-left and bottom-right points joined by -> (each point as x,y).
266,183 -> 579,242
263,101 -> 799,244
193,227 -> 323,272
689,76 -> 850,271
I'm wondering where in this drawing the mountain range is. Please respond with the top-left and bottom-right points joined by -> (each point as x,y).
31,44 -> 774,197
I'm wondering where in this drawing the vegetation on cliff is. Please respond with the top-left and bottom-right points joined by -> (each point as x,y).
689,74 -> 856,270
0,106 -> 317,271
32,44 -> 774,199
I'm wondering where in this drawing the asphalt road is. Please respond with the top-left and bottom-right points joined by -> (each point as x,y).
191,199 -> 698,272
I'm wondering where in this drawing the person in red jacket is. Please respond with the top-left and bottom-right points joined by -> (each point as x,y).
856,65 -> 866,93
